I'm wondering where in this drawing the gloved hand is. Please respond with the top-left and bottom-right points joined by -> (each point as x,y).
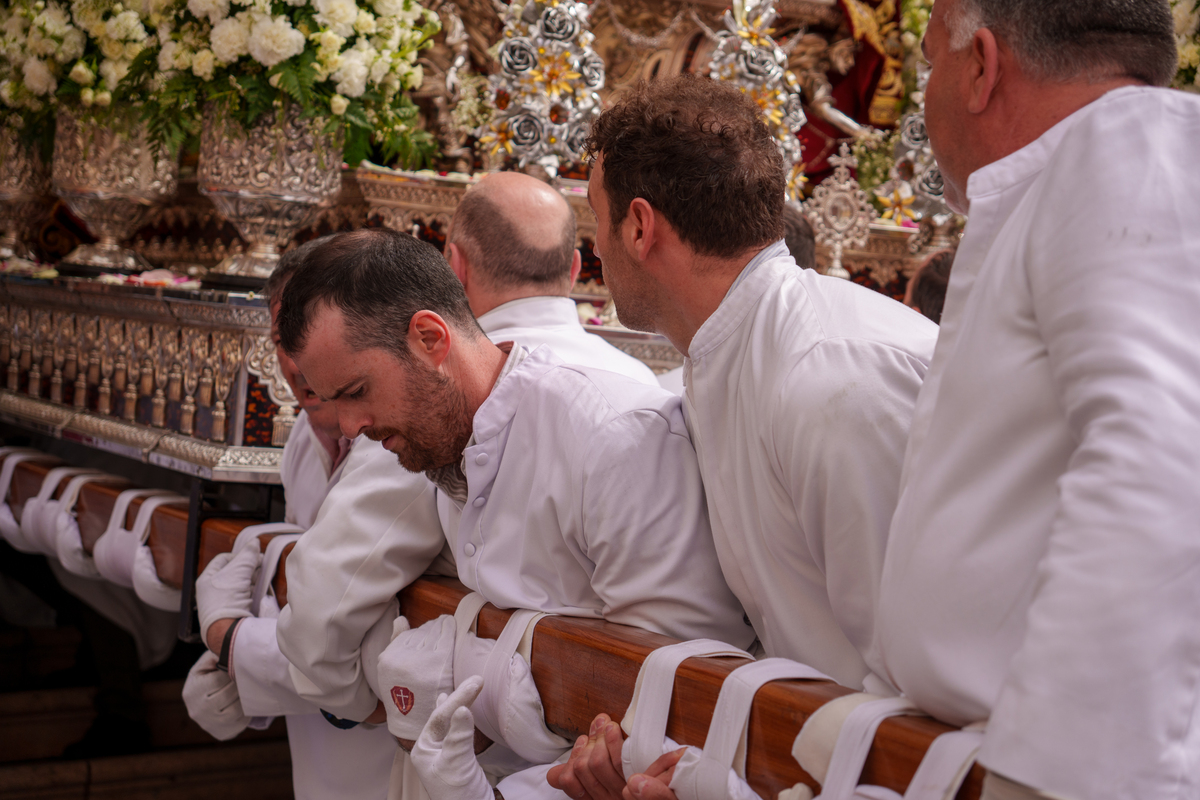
196,540 -> 262,650
182,650 -> 251,741
377,615 -> 456,741
410,676 -> 493,800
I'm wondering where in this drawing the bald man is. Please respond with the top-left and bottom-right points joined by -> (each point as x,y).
445,172 -> 658,385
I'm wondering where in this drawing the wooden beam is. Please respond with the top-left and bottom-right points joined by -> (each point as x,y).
398,577 -> 983,800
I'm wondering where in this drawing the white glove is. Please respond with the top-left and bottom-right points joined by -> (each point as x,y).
182,650 -> 251,741
377,615 -> 456,741
196,540 -> 262,648
410,676 -> 493,800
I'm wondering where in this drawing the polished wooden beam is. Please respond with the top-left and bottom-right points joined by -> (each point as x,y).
399,576 -> 982,800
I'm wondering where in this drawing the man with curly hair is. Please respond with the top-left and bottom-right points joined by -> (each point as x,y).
549,71 -> 937,800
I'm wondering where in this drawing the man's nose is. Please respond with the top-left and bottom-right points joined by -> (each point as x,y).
338,408 -> 370,440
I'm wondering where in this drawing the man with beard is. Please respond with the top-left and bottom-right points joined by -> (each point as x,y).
276,226 -> 753,794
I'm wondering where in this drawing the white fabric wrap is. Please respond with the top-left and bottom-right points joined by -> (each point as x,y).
790,691 -> 983,800
24,468 -> 108,556
0,451 -> 54,547
12,465 -> 95,553
451,592 -> 571,765
251,528 -> 304,616
668,659 -> 831,800
94,491 -> 184,588
618,639 -> 753,778
74,487 -> 170,581
132,545 -> 181,612
52,474 -> 124,577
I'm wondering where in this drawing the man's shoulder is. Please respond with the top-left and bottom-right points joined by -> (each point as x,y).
744,265 -> 937,372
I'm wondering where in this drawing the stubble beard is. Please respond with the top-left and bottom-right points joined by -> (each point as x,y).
601,240 -> 658,334
368,364 -> 475,473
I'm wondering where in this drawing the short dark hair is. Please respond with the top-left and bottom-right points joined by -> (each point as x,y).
782,204 -> 815,271
450,189 -> 576,289
950,0 -> 1177,86
276,228 -> 481,363
911,249 -> 955,324
585,74 -> 785,259
264,239 -> 314,303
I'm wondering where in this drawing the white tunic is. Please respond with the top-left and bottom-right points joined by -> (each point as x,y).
876,87 -> 1200,799
683,247 -> 936,689
477,296 -> 659,385
438,345 -> 754,648
279,411 -> 341,529
276,437 -> 444,720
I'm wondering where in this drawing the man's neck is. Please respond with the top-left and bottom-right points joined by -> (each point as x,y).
657,245 -> 766,354
468,284 -> 569,318
455,335 -> 510,417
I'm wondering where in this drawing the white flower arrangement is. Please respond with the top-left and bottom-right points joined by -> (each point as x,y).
0,0 -> 164,159
147,0 -> 440,165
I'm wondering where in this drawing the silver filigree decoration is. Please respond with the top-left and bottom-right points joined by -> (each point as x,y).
0,129 -> 53,260
803,143 -> 873,279
51,111 -> 179,273
199,103 -> 345,280
708,0 -> 807,200
476,0 -> 602,178
245,333 -> 298,409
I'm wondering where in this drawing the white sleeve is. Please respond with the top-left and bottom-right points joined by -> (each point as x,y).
979,112 -> 1200,794
231,617 -> 319,718
276,439 -> 445,720
580,407 -> 755,649
775,338 -> 925,684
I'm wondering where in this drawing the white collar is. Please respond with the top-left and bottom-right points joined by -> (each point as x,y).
476,296 -> 581,335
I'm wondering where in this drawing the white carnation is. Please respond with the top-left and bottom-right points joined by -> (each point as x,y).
68,60 -> 94,85
372,0 -> 403,17
157,39 -> 179,70
332,49 -> 368,97
80,86 -> 94,105
188,0 -> 230,26
354,9 -> 376,35
0,80 -> 15,107
100,36 -> 125,60
35,5 -> 72,38
192,47 -> 215,79
59,27 -> 86,61
369,52 -> 390,83
210,16 -> 250,63
27,29 -> 57,58
2,15 -> 28,41
330,93 -> 348,114
22,58 -> 57,95
99,57 -> 131,89
106,10 -> 147,41
94,89 -> 111,106
1174,1 -> 1200,37
247,14 -> 305,67
123,40 -> 144,60
315,0 -> 358,37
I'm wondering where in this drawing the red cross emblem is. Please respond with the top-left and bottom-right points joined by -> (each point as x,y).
391,686 -> 415,715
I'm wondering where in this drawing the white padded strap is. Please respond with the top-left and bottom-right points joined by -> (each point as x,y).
95,491 -> 184,588
0,452 -> 54,505
901,726 -> 984,800
58,473 -> 121,514
252,532 -> 302,617
230,521 -> 304,558
32,467 -> 100,505
129,493 -> 188,545
452,591 -> 489,679
704,660 -> 832,782
817,698 -> 920,800
622,639 -> 753,777
106,488 -> 176,539
132,545 -> 182,612
474,607 -> 548,744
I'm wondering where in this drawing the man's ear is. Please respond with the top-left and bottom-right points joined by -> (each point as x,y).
407,310 -> 453,370
625,198 -> 657,261
568,249 -> 582,288
446,242 -> 469,288
967,27 -> 1002,114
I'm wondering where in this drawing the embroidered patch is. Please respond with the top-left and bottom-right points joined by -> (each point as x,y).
391,686 -> 415,715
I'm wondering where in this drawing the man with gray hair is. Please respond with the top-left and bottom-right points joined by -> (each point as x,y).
875,2 -> 1200,799
445,171 -> 658,385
